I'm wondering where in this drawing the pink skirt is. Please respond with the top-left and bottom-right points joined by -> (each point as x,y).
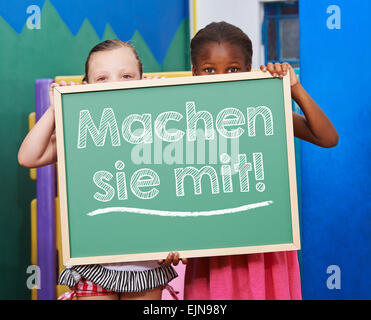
184,251 -> 302,300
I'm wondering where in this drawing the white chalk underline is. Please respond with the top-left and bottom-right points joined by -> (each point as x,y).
86,200 -> 273,217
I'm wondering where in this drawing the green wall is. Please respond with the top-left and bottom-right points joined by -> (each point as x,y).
0,0 -> 190,299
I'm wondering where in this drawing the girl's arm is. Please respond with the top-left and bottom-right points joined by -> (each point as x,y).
18,82 -> 72,168
261,63 -> 339,148
18,106 -> 57,168
291,83 -> 338,147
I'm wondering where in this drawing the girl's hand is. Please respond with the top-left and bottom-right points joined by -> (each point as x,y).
158,252 -> 188,267
49,81 -> 76,109
260,62 -> 299,87
261,63 -> 338,148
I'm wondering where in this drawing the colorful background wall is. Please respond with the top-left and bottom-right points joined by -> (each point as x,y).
299,0 -> 370,299
0,0 -> 190,299
1,0 -> 369,300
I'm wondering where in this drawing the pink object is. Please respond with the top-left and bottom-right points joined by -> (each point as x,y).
184,251 -> 302,300
162,263 -> 186,300
57,277 -> 114,300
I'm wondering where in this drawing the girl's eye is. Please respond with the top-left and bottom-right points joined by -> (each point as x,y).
97,77 -> 107,82
204,67 -> 215,74
227,67 -> 239,73
122,74 -> 132,79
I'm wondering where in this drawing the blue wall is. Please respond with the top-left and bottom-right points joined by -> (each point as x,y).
0,0 -> 188,64
300,0 -> 370,299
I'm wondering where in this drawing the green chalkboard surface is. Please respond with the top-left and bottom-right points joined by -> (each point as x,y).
54,72 -> 300,266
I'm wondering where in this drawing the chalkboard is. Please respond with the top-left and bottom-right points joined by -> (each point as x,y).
54,72 -> 300,266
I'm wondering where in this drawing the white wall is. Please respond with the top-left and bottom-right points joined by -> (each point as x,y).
189,0 -> 286,69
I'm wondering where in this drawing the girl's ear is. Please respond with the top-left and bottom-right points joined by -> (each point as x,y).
247,64 -> 252,72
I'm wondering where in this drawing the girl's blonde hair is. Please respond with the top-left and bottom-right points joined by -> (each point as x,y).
83,39 -> 143,82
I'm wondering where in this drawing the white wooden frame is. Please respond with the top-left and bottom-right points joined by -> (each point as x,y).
54,71 -> 300,266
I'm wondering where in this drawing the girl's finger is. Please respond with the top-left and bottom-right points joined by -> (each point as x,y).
158,259 -> 164,265
49,82 -> 59,91
165,252 -> 173,267
181,258 -> 188,265
173,252 -> 180,266
274,62 -> 283,77
266,62 -> 275,76
49,83 -> 60,106
260,65 -> 267,72
281,62 -> 289,76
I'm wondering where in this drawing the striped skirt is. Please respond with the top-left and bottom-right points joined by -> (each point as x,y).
58,264 -> 178,293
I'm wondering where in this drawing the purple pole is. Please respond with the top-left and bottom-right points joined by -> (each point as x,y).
35,79 -> 56,300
